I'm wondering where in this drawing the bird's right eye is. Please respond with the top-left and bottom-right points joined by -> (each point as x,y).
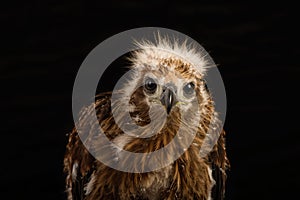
144,77 -> 157,94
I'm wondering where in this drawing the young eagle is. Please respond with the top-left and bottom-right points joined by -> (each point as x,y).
64,37 -> 229,200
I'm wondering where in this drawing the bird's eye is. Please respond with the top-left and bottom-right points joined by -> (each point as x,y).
183,82 -> 195,98
144,77 -> 157,94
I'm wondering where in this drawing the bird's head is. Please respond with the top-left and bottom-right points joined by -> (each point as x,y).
111,37 -> 213,138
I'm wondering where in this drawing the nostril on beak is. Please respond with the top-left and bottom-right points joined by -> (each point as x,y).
163,83 -> 177,94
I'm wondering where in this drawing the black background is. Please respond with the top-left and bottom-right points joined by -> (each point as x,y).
2,1 -> 299,199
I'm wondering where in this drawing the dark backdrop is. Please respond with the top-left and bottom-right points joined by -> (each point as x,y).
2,1 -> 299,199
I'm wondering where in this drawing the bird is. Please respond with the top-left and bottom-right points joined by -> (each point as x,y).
64,35 -> 229,200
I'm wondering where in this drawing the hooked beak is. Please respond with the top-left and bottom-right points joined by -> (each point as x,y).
160,88 -> 177,114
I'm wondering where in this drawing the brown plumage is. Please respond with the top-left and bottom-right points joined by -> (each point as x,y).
64,37 -> 229,200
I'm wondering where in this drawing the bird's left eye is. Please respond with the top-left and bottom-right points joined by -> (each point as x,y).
183,82 -> 195,98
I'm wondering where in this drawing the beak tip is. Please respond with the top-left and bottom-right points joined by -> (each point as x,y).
166,106 -> 171,114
